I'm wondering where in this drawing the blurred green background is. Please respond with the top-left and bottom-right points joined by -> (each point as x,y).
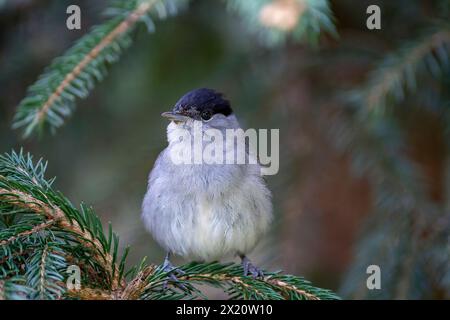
0,0 -> 449,299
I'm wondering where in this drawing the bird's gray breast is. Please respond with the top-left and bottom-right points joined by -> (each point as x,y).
141,148 -> 272,262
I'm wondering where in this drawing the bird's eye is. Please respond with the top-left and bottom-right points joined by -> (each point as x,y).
200,110 -> 212,121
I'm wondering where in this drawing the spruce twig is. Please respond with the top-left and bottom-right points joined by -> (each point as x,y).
14,0 -> 186,137
34,1 -> 156,128
0,186 -> 121,290
352,27 -> 450,113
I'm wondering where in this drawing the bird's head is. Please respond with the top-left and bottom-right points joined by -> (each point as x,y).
162,88 -> 234,129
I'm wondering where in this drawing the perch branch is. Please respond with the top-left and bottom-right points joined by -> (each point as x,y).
34,0 -> 157,126
0,187 -> 122,290
182,273 -> 321,300
367,30 -> 450,110
0,219 -> 56,247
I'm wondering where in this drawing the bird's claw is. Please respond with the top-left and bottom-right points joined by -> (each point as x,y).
241,256 -> 264,279
161,272 -> 187,292
160,255 -> 187,291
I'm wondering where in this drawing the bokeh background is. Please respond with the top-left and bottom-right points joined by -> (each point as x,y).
0,0 -> 449,299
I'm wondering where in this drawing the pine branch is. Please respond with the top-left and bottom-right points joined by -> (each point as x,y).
0,150 -> 339,300
351,25 -> 450,114
0,150 -> 125,291
0,277 -> 31,300
0,186 -> 121,289
67,262 -> 339,300
332,89 -> 442,299
13,0 -> 187,138
25,242 -> 67,300
173,262 -> 338,300
335,23 -> 450,299
0,219 -> 56,247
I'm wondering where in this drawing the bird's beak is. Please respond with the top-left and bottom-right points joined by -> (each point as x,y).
161,111 -> 190,122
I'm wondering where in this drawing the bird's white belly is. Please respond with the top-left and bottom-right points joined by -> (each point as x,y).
192,198 -> 217,257
142,146 -> 273,262
170,195 -> 260,262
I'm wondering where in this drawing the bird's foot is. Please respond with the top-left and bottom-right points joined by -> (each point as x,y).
160,254 -> 186,291
161,256 -> 184,274
240,255 -> 264,279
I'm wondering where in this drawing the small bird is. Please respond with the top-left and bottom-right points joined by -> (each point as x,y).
141,88 -> 272,278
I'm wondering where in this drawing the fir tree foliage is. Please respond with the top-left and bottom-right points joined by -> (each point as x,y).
0,150 -> 339,300
337,21 -> 450,299
349,25 -> 450,116
13,0 -> 189,138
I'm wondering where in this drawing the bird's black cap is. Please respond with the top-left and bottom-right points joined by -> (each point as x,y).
171,88 -> 233,120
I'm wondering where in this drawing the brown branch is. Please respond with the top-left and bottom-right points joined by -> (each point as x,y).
367,30 -> 450,110
0,219 -> 56,247
266,278 -> 320,300
181,273 -> 259,297
0,280 -> 4,301
181,273 -> 320,300
0,187 -> 123,290
66,287 -> 115,300
118,265 -> 157,300
34,0 -> 157,126
66,265 -> 158,300
38,244 -> 49,299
